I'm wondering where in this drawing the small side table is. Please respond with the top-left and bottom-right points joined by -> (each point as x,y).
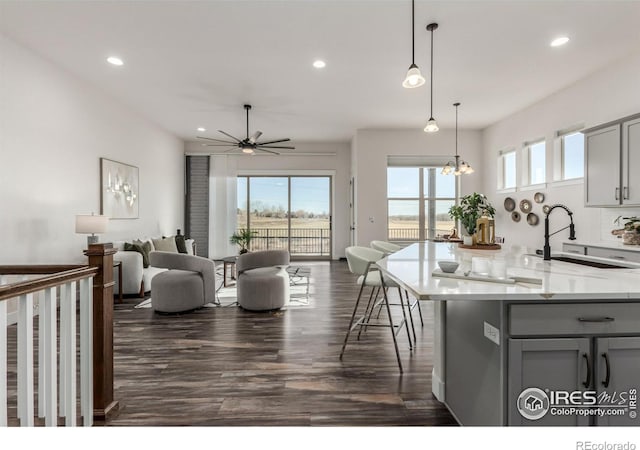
113,260 -> 123,303
222,256 -> 237,287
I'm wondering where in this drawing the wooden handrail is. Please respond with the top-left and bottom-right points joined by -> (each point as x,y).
0,265 -> 84,275
0,266 -> 99,302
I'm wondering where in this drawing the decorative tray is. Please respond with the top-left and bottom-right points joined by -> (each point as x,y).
458,243 -> 502,250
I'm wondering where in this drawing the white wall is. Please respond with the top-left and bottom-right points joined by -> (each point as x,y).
185,142 -> 351,258
352,128 -> 484,247
0,34 -> 184,264
482,49 -> 640,252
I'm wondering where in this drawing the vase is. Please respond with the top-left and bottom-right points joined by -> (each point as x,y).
463,235 -> 473,246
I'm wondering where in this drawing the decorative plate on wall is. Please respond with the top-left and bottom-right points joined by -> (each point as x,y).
542,204 -> 551,215
511,211 -> 521,222
534,192 -> 545,203
527,212 -> 539,226
504,197 -> 516,212
519,199 -> 532,213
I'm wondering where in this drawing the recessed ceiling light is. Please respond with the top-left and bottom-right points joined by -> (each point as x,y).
313,60 -> 326,69
197,127 -> 206,132
107,56 -> 124,66
550,36 -> 570,47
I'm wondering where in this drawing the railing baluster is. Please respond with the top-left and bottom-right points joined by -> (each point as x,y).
37,290 -> 44,418
80,277 -> 93,427
0,276 -> 7,427
42,287 -> 57,426
61,281 -> 77,426
17,293 -> 34,426
59,283 -> 67,418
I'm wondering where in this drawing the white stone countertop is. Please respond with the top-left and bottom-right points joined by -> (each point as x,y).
376,242 -> 640,302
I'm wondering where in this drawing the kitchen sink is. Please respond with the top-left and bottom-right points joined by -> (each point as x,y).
549,256 -> 627,269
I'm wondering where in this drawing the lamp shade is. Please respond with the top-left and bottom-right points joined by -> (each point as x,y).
75,214 -> 108,234
402,64 -> 425,88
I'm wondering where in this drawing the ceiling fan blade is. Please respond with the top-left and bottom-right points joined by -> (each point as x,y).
197,136 -> 237,144
224,147 -> 240,153
249,131 -> 262,144
217,130 -> 242,142
256,148 -> 280,155
258,145 -> 295,150
205,143 -> 238,146
256,138 -> 290,145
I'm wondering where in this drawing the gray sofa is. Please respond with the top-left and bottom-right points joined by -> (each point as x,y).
236,250 -> 290,311
149,251 -> 216,313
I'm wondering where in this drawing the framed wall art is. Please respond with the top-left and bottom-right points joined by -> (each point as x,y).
100,158 -> 139,219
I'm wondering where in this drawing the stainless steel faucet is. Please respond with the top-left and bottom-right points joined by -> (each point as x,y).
544,204 -> 576,261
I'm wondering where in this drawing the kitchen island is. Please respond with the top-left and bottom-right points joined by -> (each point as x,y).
376,242 -> 640,426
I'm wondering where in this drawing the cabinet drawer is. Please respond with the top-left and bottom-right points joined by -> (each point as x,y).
562,243 -> 586,255
586,246 -> 640,263
510,303 -> 640,336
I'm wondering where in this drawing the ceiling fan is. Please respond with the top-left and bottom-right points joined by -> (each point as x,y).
197,104 -> 295,155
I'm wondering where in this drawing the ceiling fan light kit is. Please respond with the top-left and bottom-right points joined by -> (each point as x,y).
402,0 -> 425,88
197,104 -> 294,155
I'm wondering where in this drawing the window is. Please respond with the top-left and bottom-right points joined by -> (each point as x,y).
500,150 -> 516,189
387,167 -> 456,241
561,132 -> 584,180
528,141 -> 546,185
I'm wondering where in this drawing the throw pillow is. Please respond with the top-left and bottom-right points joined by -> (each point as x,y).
133,239 -> 153,263
175,235 -> 188,254
152,236 -> 178,253
124,241 -> 151,268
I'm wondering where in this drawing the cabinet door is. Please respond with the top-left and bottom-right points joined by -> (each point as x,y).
509,338 -> 591,426
584,124 -> 621,207
622,117 -> 640,206
595,337 -> 640,426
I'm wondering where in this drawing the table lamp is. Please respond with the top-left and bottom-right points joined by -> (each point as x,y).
75,213 -> 108,246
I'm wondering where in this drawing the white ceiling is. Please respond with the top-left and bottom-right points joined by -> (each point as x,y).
1,0 -> 640,143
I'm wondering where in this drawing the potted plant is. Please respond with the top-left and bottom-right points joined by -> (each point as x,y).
230,228 -> 257,254
448,193 -> 496,245
613,216 -> 640,245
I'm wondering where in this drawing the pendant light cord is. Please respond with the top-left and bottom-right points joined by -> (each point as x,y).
246,106 -> 249,139
429,26 -> 434,118
411,0 -> 415,65
455,104 -> 458,156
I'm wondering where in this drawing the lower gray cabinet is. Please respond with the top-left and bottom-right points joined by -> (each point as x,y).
508,338 -> 591,426
595,337 -> 640,426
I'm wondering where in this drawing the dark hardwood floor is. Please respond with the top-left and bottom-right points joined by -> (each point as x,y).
5,260 -> 456,426
108,260 -> 456,426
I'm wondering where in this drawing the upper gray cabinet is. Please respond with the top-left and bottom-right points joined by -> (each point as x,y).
584,113 -> 640,207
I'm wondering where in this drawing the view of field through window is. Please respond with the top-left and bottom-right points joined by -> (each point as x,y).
387,167 -> 457,241
237,176 -> 331,256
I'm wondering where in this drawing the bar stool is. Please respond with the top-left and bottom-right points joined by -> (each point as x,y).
369,240 -> 424,334
339,246 -> 413,373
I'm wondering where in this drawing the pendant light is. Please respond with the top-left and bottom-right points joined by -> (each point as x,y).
402,0 -> 425,88
442,102 -> 474,176
424,23 -> 439,132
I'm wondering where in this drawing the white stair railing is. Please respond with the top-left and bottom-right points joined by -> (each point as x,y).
0,266 -> 97,427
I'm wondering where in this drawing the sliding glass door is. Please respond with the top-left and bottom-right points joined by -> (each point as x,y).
237,176 -> 332,259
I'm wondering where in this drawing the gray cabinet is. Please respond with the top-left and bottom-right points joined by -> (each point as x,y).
584,113 -> 640,207
595,337 -> 640,426
584,124 -> 621,207
622,117 -> 640,206
508,338 -> 591,426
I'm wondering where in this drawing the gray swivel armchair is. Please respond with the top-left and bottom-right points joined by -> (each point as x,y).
149,251 -> 217,313
236,250 -> 290,311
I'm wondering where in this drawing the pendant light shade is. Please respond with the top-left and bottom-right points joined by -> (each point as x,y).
402,0 -> 425,89
403,64 -> 425,88
424,22 -> 439,132
442,102 -> 474,176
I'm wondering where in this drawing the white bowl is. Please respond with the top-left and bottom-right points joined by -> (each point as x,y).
438,261 -> 459,273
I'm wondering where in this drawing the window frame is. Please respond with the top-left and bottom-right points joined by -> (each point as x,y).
526,139 -> 546,186
560,131 -> 585,181
386,166 -> 458,242
498,149 -> 517,190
